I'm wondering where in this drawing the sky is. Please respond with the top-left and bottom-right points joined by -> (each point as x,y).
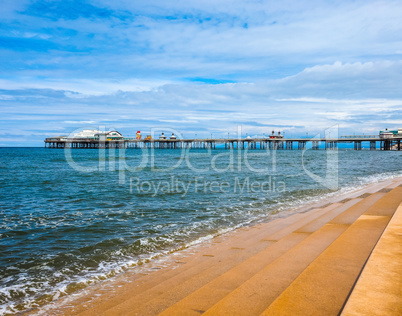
0,0 -> 402,146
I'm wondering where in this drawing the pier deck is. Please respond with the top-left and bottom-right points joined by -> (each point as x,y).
44,137 -> 402,150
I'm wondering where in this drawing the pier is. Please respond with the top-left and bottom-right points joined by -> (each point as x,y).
44,135 -> 402,150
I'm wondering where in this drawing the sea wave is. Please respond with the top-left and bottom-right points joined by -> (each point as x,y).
1,149 -> 401,314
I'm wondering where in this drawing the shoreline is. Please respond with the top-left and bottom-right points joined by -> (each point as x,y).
26,175 -> 402,315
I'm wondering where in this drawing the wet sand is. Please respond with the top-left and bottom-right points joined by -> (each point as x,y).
28,176 -> 402,315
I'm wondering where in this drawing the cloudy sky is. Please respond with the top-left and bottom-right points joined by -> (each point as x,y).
1,0 -> 401,146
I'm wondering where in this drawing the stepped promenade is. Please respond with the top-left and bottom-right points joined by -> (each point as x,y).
27,177 -> 402,315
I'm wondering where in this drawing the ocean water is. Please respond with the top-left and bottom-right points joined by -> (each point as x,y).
0,147 -> 401,314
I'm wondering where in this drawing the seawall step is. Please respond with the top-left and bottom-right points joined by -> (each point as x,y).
103,199 -> 368,315
158,200 -> 362,315
261,186 -> 402,315
203,224 -> 350,315
82,199 -> 363,316
99,205 -> 341,315
33,181 -> 400,316
341,202 -> 402,316
73,212 -> 311,315
201,191 -> 395,315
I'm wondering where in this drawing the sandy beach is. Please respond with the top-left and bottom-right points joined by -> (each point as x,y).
28,176 -> 402,315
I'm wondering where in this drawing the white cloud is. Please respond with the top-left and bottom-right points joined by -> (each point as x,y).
0,78 -> 172,95
1,1 -> 402,145
4,0 -> 402,83
269,60 -> 402,99
63,120 -> 97,124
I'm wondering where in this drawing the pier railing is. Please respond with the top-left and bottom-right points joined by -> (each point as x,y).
340,135 -> 378,139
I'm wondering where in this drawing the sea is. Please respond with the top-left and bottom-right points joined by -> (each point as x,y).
0,147 -> 401,314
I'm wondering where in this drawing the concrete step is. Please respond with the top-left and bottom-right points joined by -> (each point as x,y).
201,193 -> 385,315
346,178 -> 399,198
56,182 -> 401,316
341,202 -> 402,316
203,225 -> 349,316
158,200 -> 361,315
98,205 -> 343,315
261,186 -> 402,316
158,233 -> 309,316
74,211 -> 322,315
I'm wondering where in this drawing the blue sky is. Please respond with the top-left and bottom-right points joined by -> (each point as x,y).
0,0 -> 402,146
